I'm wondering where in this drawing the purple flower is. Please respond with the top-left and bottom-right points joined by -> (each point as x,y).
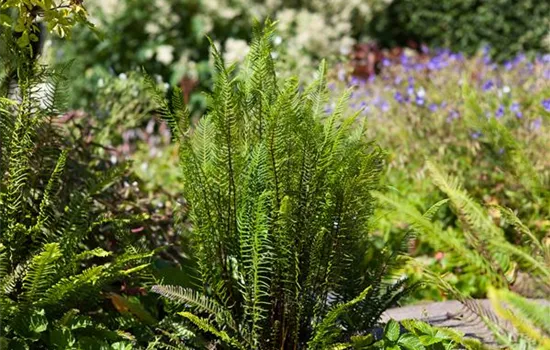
471,131 -> 482,139
382,58 -> 391,67
349,76 -> 361,86
447,110 -> 460,122
510,102 -> 522,118
380,100 -> 390,112
482,80 -> 494,91
428,103 -> 438,112
394,91 -> 405,103
324,105 -> 333,114
504,60 -> 514,71
415,96 -> 425,106
542,98 -> 550,112
530,118 -> 542,131
495,105 -> 505,119
407,85 -> 415,96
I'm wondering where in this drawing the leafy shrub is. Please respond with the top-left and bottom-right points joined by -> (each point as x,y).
149,22 -> 410,348
370,0 -> 550,61
366,319 -> 483,349
0,16 -> 156,349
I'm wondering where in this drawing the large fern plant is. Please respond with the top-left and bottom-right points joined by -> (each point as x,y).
149,22 -> 409,349
0,29 -> 154,349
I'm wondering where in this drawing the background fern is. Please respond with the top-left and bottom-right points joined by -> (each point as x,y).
0,29 -> 157,349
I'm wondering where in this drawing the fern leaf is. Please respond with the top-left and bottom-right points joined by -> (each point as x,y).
179,311 -> 246,350
22,242 -> 62,303
151,285 -> 236,330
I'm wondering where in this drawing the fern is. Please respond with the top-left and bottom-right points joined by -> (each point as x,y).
0,23 -> 155,349
150,21 -> 406,348
488,288 -> 550,349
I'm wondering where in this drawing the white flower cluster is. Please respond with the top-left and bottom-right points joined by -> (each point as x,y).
84,0 -> 392,82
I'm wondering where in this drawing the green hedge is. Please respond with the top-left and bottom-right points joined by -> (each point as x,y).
370,0 -> 550,61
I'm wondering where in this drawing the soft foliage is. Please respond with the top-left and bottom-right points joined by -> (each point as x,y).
149,22 -> 409,348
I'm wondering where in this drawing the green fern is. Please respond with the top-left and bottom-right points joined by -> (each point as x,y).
150,21 -> 407,348
0,23 -> 155,349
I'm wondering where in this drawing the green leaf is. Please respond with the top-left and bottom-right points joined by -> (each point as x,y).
49,327 -> 75,349
111,342 -> 133,350
397,334 -> 426,350
385,319 -> 401,342
0,337 -> 9,350
13,308 -> 49,340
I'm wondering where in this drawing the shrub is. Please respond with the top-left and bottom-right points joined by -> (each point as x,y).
149,22 -> 410,348
370,0 -> 550,61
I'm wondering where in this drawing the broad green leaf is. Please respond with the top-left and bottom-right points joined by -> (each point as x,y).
385,319 -> 401,342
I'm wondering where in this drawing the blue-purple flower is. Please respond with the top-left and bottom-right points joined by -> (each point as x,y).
510,102 -> 522,118
482,80 -> 494,91
542,98 -> 550,112
495,105 -> 504,119
531,117 -> 542,131
394,91 -> 405,103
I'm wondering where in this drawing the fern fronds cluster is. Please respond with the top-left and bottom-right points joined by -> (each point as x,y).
0,33 -> 154,349
150,21 -> 408,348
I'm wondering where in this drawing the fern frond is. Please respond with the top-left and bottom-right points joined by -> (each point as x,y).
308,286 -> 372,349
179,311 -> 246,350
22,242 -> 62,303
488,287 -> 550,347
151,285 -> 236,330
33,149 -> 68,240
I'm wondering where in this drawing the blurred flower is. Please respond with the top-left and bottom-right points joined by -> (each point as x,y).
447,110 -> 459,122
482,79 -> 494,91
428,103 -> 438,112
471,131 -> 482,139
530,117 -> 542,131
379,100 -> 390,112
502,85 -> 511,94
542,98 -> 550,112
415,96 -> 425,106
223,38 -> 250,64
155,45 -> 174,65
495,105 -> 504,118
407,85 -> 415,96
394,91 -> 404,103
510,102 -> 522,118
504,60 -> 513,71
